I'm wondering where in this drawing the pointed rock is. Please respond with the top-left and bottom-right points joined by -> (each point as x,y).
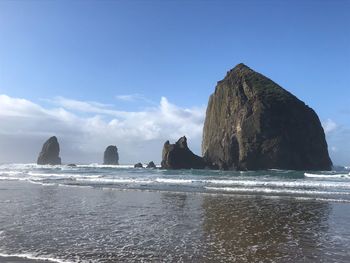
146,161 -> 156,168
103,145 -> 119,165
202,63 -> 332,170
134,162 -> 143,168
161,136 -> 207,169
37,136 -> 61,165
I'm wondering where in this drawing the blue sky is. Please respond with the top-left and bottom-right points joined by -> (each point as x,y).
0,0 -> 349,165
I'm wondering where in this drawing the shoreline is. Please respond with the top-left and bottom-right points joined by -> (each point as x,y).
1,179 -> 350,204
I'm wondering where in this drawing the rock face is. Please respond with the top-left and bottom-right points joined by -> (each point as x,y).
146,161 -> 156,168
202,63 -> 332,171
161,136 -> 207,169
103,145 -> 119,165
37,136 -> 62,165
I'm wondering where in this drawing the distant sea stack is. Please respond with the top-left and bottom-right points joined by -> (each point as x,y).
37,136 -> 62,165
146,161 -> 156,168
134,162 -> 143,168
161,136 -> 207,169
103,145 -> 119,165
202,63 -> 332,171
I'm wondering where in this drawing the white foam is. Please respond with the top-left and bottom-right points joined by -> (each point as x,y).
95,176 -> 350,190
210,179 -> 350,188
204,186 -> 350,196
28,172 -> 100,179
0,252 -> 74,263
304,172 -> 350,178
75,177 -> 152,184
76,163 -> 139,168
155,178 -> 194,184
0,171 -> 24,176
294,196 -> 350,203
0,176 -> 28,181
154,177 -> 350,189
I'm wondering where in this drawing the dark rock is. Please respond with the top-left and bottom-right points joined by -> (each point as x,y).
161,136 -> 207,169
202,63 -> 332,171
37,136 -> 61,165
146,161 -> 156,168
103,145 -> 119,165
67,164 -> 77,167
134,162 -> 143,168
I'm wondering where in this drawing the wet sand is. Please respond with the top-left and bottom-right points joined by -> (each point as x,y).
0,180 -> 350,262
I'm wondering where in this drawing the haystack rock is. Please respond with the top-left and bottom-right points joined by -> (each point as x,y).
37,136 -> 62,165
103,145 -> 119,165
161,136 -> 207,169
202,63 -> 332,171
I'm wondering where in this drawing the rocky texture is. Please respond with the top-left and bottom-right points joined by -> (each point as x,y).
202,63 -> 332,171
146,161 -> 156,168
134,162 -> 143,168
37,136 -> 62,165
161,136 -> 207,169
103,145 -> 119,165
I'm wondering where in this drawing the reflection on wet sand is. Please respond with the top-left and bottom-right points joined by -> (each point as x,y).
201,195 -> 331,262
1,181 -> 349,263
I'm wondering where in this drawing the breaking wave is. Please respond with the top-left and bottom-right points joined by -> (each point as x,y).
1,163 -> 350,202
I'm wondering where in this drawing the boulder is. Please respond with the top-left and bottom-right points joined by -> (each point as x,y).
37,136 -> 62,165
103,145 -> 119,165
161,136 -> 207,169
146,161 -> 156,168
134,162 -> 143,168
202,63 -> 332,170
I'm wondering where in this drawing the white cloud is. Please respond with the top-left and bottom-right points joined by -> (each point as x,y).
322,119 -> 337,134
331,146 -> 338,152
115,93 -> 157,105
321,119 -> 350,166
52,96 -> 129,117
1,94 -> 349,167
0,94 -> 205,164
115,94 -> 140,101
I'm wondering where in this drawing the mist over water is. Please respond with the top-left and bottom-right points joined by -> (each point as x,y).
0,164 -> 350,262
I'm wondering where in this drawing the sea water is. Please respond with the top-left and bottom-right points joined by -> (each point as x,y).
0,164 -> 349,262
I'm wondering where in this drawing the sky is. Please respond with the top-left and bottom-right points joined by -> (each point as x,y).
0,0 -> 349,165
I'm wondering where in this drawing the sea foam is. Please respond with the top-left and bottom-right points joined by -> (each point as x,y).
0,252 -> 73,263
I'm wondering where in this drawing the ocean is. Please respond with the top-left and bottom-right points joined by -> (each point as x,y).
0,164 -> 349,262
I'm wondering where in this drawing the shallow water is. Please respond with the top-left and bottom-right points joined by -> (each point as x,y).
0,164 -> 350,262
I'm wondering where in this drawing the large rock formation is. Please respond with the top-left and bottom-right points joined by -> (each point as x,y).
37,136 -> 62,165
161,136 -> 207,169
103,145 -> 119,165
202,63 -> 332,171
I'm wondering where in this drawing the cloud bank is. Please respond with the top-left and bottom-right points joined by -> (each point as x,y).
322,119 -> 350,167
0,94 -> 205,164
0,94 -> 349,166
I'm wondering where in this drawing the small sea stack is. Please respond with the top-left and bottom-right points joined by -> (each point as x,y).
103,145 -> 119,165
37,136 -> 62,165
161,136 -> 207,169
134,162 -> 143,168
146,161 -> 156,168
202,63 -> 332,170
